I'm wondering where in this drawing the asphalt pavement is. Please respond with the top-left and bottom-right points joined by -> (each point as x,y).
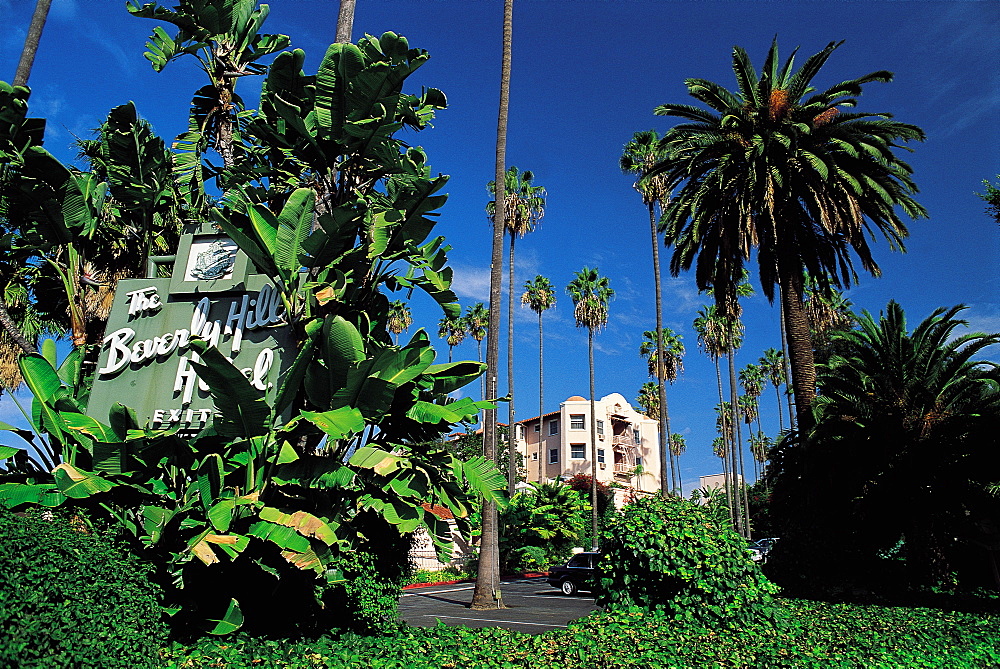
398,577 -> 600,634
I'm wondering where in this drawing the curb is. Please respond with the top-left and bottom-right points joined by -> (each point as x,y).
403,572 -> 548,590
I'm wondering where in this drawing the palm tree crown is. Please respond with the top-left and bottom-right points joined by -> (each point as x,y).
487,166 -> 546,238
620,129 -> 670,207
521,275 -> 556,314
651,39 -> 926,423
387,300 -> 412,343
639,327 -> 685,381
567,267 -> 614,331
464,302 -> 489,345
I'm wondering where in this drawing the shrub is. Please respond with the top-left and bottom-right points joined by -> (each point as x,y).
597,494 -> 779,628
0,509 -> 167,669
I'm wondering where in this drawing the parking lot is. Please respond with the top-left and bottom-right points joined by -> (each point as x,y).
398,577 -> 600,634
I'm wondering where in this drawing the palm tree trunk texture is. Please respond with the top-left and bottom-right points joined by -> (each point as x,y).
536,310 -> 544,484
507,234 -> 516,495
778,267 -> 816,432
470,0 -> 513,612
715,358 -> 736,527
335,0 -> 356,43
588,328 -> 599,551
778,303 -> 796,431
726,355 -> 745,537
2,0 -> 54,357
12,0 -> 53,87
649,202 -> 675,496
728,352 -> 751,537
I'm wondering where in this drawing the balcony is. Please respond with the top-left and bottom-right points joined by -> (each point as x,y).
611,434 -> 636,450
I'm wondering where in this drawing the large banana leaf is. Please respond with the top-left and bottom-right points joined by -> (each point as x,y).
187,340 -> 270,439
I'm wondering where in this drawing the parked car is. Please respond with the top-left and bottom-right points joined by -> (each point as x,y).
748,537 -> 779,563
546,551 -> 600,595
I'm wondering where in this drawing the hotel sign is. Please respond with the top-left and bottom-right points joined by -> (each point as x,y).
86,226 -> 293,433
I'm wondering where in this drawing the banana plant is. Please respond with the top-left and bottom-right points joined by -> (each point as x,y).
128,0 -> 290,170
0,23 -> 503,634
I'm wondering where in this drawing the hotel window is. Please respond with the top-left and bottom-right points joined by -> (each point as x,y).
548,448 -> 559,464
549,419 -> 559,435
534,423 -> 540,432
517,425 -> 525,440
570,444 -> 585,459
570,414 -> 585,430
597,449 -> 605,464
633,429 -> 641,444
532,452 -> 538,461
596,420 -> 604,437
635,456 -> 643,467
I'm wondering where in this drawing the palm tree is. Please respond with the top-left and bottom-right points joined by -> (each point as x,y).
487,166 -> 545,496
464,301 -> 489,411
652,39 -> 926,430
465,302 -> 490,366
567,266 -> 614,550
694,305 -> 740,527
472,0 -> 513,612
636,381 -> 660,421
669,433 -> 686,457
12,0 -> 53,88
335,0 -> 356,43
805,301 -> 1000,584
638,327 -> 685,494
621,129 -> 672,497
387,300 -> 412,345
437,314 -> 466,363
804,277 -> 855,363
0,0 -> 55,360
521,276 -> 555,481
760,348 -> 788,433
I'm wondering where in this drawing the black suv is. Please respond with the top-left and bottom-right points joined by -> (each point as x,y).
546,551 -> 600,595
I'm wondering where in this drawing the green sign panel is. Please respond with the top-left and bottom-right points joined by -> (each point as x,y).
87,230 -> 292,433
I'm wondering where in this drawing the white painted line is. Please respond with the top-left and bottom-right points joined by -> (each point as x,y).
426,615 -> 563,628
402,585 -> 475,597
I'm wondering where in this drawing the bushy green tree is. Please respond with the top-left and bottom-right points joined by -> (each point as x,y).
598,494 -> 778,629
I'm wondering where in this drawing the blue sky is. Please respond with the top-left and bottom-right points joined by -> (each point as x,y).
1,0 -> 998,491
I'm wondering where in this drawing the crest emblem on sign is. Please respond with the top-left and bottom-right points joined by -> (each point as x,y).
189,240 -> 237,280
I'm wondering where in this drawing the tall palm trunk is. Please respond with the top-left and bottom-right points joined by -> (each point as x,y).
728,352 -> 750,537
648,202 -> 674,496
507,234 -> 516,495
471,0 -> 512,612
536,308 -> 544,484
588,328 -> 599,551
778,297 -> 796,431
1,0 -> 54,357
13,0 -> 52,87
335,0 -> 355,43
714,358 -> 736,527
778,266 -> 816,432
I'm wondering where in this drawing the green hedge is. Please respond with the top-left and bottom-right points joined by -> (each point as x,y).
0,510 -> 167,669
162,598 -> 1000,668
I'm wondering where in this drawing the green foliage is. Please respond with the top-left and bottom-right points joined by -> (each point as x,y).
0,509 -> 167,669
598,494 -> 779,628
499,481 -> 589,572
767,301 -> 1000,594
978,175 -> 1000,224
0,19 -> 505,637
162,597 -> 1000,668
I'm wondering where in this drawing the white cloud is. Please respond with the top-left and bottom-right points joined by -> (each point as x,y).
450,264 -> 491,301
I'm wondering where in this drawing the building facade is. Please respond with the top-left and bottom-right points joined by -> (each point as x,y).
514,393 -> 661,500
